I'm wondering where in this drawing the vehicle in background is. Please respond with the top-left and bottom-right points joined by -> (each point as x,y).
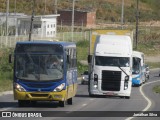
132,51 -> 146,86
9,41 -> 77,107
145,64 -> 150,80
81,71 -> 89,84
88,30 -> 133,99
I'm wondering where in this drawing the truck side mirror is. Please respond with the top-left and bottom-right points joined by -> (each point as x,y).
9,54 -> 12,63
88,55 -> 92,63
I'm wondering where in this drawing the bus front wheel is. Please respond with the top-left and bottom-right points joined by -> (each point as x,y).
18,100 -> 29,107
59,101 -> 65,107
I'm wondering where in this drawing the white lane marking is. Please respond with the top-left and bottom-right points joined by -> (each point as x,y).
0,107 -> 15,111
126,80 -> 160,120
82,104 -> 87,107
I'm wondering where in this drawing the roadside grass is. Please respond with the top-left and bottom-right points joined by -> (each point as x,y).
153,85 -> 160,94
76,40 -> 89,76
137,41 -> 160,55
0,79 -> 12,92
146,62 -> 160,69
0,72 -> 13,92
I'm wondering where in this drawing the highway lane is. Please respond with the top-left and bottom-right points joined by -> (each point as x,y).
129,69 -> 160,120
0,69 -> 160,120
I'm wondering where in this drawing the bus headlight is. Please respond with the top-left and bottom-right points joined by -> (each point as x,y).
54,83 -> 65,92
14,83 -> 26,92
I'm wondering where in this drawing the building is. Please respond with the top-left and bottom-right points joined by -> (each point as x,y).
17,14 -> 60,38
58,9 -> 96,28
0,12 -> 27,26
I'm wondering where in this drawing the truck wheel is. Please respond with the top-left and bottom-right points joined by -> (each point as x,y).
59,101 -> 65,107
125,96 -> 130,99
67,98 -> 72,105
89,93 -> 96,97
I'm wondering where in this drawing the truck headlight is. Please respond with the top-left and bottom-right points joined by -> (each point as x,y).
124,82 -> 128,90
54,83 -> 65,92
94,74 -> 98,82
94,81 -> 98,88
14,83 -> 26,92
124,76 -> 129,90
125,76 -> 129,81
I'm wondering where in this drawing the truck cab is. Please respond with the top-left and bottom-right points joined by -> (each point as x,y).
89,35 -> 132,99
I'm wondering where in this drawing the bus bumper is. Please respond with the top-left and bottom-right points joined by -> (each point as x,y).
14,90 -> 67,101
132,79 -> 141,86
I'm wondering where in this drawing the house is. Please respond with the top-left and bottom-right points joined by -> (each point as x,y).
0,12 -> 27,26
16,14 -> 60,38
58,9 -> 96,28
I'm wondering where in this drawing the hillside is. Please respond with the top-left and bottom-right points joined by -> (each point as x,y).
0,0 -> 160,22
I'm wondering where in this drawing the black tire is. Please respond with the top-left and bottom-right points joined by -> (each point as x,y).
120,96 -> 125,99
59,101 -> 65,107
81,81 -> 84,85
125,96 -> 130,99
89,93 -> 96,97
18,100 -> 29,107
30,101 -> 37,106
67,98 -> 72,105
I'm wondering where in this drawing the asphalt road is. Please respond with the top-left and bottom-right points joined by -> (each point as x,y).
0,69 -> 160,120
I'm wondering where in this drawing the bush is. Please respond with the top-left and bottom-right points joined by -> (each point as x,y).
0,48 -> 14,81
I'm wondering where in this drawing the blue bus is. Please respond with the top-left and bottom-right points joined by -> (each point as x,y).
132,51 -> 145,86
10,41 -> 77,107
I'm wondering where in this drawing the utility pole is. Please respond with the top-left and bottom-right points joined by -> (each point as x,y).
6,0 -> 9,46
54,0 -> 57,14
29,0 -> 35,41
14,0 -> 16,14
135,0 -> 139,50
6,0 -> 9,36
121,0 -> 124,29
71,0 -> 75,42
45,0 -> 46,15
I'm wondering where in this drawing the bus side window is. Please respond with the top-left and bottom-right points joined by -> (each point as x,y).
73,49 -> 77,68
66,49 -> 70,69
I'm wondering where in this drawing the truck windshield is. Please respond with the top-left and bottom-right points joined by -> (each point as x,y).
132,57 -> 141,74
95,56 -> 129,67
14,44 -> 64,81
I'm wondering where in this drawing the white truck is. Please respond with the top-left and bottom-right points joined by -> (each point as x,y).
88,30 -> 133,99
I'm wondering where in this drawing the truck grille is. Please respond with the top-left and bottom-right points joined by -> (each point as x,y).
101,70 -> 121,91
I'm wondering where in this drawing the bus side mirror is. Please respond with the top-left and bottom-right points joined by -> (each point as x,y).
88,55 -> 92,63
67,55 -> 71,64
9,54 -> 12,63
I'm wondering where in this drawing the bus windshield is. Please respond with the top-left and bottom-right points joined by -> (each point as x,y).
132,57 -> 141,74
95,56 -> 129,67
15,44 -> 64,81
